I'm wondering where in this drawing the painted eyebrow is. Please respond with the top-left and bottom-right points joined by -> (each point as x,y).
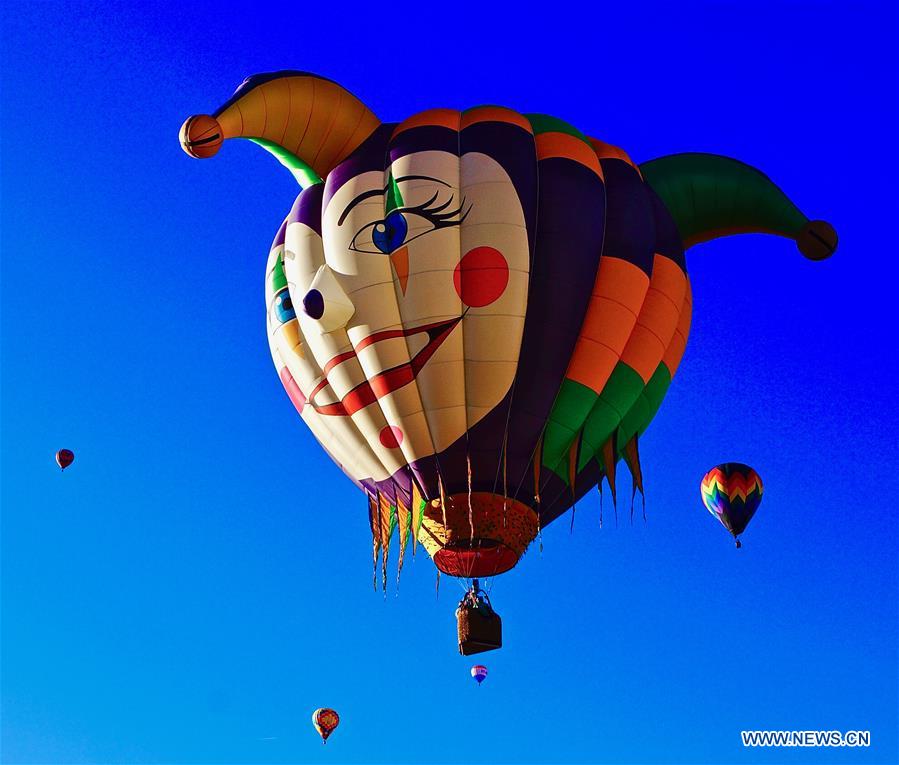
338,175 -> 452,226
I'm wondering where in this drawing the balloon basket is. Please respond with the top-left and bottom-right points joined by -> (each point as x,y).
456,602 -> 502,655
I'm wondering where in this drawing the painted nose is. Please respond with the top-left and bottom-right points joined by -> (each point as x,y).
302,265 -> 354,332
390,246 -> 409,294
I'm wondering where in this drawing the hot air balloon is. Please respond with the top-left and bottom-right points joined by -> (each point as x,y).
56,449 -> 74,471
312,708 -> 339,744
700,463 -> 764,548
180,71 -> 834,593
471,664 -> 488,685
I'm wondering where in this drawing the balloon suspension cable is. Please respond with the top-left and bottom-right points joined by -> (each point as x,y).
533,436 -> 544,555
502,431 -> 509,529
435,569 -> 441,600
438,473 -> 449,544
467,451 -> 475,542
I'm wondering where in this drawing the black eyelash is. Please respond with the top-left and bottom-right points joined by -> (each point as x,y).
400,192 -> 471,228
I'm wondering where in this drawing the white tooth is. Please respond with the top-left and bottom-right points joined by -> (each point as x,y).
406,330 -> 429,358
357,335 -> 411,373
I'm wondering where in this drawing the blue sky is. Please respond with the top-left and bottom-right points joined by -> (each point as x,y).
2,2 -> 897,763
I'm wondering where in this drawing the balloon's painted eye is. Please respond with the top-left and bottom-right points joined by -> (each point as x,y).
348,192 -> 469,255
274,288 -> 296,324
371,211 -> 408,254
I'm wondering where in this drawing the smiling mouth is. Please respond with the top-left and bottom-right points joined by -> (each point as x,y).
308,316 -> 462,416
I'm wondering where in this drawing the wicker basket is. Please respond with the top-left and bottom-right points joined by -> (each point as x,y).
456,602 -> 502,655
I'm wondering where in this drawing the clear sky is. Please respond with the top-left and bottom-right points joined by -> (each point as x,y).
2,2 -> 897,764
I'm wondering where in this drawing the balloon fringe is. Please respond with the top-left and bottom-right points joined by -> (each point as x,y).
598,481 -> 603,528
535,497 -> 544,556
369,495 -> 381,592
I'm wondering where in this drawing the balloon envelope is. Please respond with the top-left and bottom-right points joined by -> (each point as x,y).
56,449 -> 74,471
312,708 -> 339,743
471,664 -> 488,684
700,463 -> 763,545
183,71 -> 833,586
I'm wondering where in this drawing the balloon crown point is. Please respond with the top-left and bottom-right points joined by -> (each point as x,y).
797,220 -> 837,261
179,114 -> 223,159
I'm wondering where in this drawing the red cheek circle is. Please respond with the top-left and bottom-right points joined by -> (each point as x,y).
379,425 -> 404,449
279,366 -> 307,414
453,246 -> 509,308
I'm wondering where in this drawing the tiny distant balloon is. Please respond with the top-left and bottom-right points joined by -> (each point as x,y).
56,449 -> 75,471
312,708 -> 339,744
700,463 -> 763,548
471,665 -> 488,685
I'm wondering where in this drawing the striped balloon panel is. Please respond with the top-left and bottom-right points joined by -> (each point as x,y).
539,277 -> 693,522
504,113 -> 606,505
540,154 -> 677,487
537,149 -> 689,513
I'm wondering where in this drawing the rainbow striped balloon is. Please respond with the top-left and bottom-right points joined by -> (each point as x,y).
700,463 -> 763,548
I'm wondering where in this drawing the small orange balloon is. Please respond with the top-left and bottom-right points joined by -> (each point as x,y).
179,114 -> 223,159
56,449 -> 74,471
312,708 -> 339,744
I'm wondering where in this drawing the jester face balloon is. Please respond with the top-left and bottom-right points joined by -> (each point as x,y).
181,71 -> 836,585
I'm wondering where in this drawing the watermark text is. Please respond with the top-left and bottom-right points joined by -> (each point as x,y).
742,730 -> 870,747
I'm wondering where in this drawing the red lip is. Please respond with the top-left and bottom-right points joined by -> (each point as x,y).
309,317 -> 462,416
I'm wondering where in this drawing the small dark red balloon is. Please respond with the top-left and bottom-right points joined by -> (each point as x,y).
56,449 -> 74,471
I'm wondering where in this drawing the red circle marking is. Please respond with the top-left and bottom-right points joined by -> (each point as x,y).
453,246 -> 509,307
379,425 -> 404,449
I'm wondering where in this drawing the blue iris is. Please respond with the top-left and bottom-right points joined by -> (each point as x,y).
274,288 -> 296,323
371,211 -> 408,254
